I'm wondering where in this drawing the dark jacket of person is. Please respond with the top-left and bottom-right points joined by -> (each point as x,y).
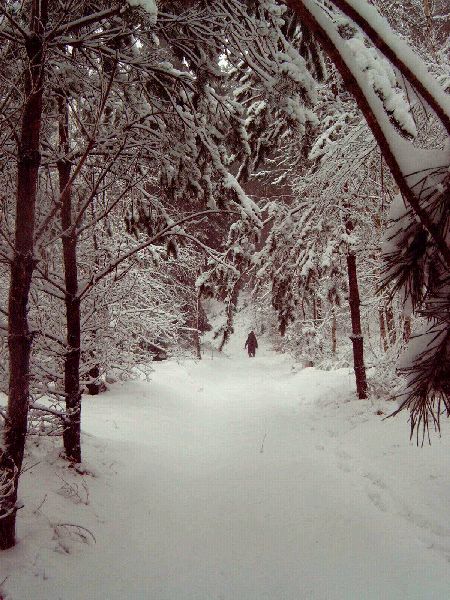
245,331 -> 258,352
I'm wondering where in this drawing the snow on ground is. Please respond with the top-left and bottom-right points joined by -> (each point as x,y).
2,337 -> 450,600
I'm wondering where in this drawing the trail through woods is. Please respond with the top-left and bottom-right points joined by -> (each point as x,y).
2,340 -> 450,599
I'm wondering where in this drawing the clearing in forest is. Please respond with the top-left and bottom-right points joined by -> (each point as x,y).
2,343 -> 450,600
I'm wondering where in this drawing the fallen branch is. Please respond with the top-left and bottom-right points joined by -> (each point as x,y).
54,522 -> 96,544
29,402 -> 67,420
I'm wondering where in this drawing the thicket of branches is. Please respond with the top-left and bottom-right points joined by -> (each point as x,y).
0,0 -> 448,549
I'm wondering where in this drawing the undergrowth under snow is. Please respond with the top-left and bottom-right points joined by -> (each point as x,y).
1,339 -> 450,599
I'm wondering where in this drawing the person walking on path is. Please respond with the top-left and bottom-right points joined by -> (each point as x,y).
245,331 -> 258,357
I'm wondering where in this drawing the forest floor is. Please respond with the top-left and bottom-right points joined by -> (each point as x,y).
2,338 -> 450,600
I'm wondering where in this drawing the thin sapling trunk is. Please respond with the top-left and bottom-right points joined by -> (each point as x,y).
0,0 -> 48,549
58,92 -> 82,463
345,220 -> 368,399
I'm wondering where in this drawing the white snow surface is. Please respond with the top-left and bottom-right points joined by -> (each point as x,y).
2,340 -> 450,599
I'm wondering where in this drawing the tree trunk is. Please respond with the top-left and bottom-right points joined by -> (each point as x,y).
403,316 -> 412,343
58,93 -> 82,463
385,303 -> 397,346
331,307 -> 337,354
345,221 -> 368,400
62,292 -> 82,463
218,278 -> 241,352
194,294 -> 202,360
316,297 -> 322,321
0,0 -> 47,550
379,307 -> 388,351
218,300 -> 235,352
312,296 -> 317,322
86,365 -> 105,395
86,210 -> 102,396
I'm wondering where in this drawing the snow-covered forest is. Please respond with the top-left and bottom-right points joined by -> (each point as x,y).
0,0 -> 449,598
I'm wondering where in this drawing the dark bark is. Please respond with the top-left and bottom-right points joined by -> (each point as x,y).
194,294 -> 202,360
403,316 -> 412,343
86,213 -> 102,395
312,296 -> 323,353
86,365 -> 106,395
379,307 -> 388,352
316,297 -> 322,321
218,298 -> 235,352
58,93 -> 82,463
0,0 -> 47,550
385,303 -> 397,346
331,307 -> 337,354
218,278 -> 242,352
86,367 -> 100,395
345,222 -> 368,399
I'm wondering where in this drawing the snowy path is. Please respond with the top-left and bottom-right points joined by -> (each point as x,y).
4,348 -> 450,599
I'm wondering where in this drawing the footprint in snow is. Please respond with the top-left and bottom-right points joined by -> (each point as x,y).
337,462 -> 352,473
336,449 -> 352,460
402,510 -> 450,538
367,491 -> 387,512
363,472 -> 386,489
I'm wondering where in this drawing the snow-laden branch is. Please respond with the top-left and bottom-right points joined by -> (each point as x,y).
284,0 -> 450,267
78,209 -> 239,299
35,64 -> 120,245
0,451 -> 17,521
46,6 -> 125,42
29,402 -> 67,420
0,7 -> 30,39
326,0 -> 450,135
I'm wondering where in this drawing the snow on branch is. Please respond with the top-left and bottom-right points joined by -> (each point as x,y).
126,0 -> 158,23
389,322 -> 450,444
326,0 -> 450,135
78,209 -> 240,298
284,0 -> 450,267
0,450 -> 18,521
